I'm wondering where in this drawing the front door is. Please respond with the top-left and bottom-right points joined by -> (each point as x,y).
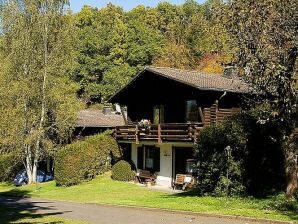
173,147 -> 195,178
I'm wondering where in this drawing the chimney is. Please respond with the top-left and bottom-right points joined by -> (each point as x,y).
102,105 -> 112,115
224,66 -> 239,79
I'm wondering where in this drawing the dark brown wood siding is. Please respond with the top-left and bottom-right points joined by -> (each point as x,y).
117,71 -> 243,124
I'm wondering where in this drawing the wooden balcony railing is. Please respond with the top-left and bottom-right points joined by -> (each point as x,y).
115,123 -> 204,143
203,101 -> 240,126
115,102 -> 241,143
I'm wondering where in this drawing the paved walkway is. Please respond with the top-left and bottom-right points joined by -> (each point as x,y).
0,196 -> 279,224
136,183 -> 183,194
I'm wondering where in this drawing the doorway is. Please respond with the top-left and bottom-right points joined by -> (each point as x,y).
172,147 -> 195,179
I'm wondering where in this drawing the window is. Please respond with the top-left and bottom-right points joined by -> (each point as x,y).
137,147 -> 144,169
120,143 -> 132,163
185,100 -> 198,122
153,105 -> 164,124
137,146 -> 160,173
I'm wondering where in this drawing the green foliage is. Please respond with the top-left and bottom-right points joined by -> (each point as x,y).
225,0 -> 297,131
55,142 -> 97,186
111,160 -> 135,182
241,117 -> 286,196
74,1 -> 229,101
99,64 -> 136,100
0,0 -> 82,183
266,194 -> 298,214
0,153 -> 20,181
225,0 -> 298,198
55,132 -> 121,186
195,117 -> 247,196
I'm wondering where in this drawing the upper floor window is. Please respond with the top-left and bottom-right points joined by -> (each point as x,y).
153,105 -> 164,124
186,100 -> 198,122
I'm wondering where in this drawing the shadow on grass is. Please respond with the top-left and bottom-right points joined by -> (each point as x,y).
169,188 -> 201,197
0,188 -> 69,224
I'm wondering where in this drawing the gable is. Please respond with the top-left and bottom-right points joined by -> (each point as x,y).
109,67 -> 250,105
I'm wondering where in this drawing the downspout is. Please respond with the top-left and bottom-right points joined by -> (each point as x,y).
219,91 -> 227,101
120,105 -> 128,125
215,91 -> 227,123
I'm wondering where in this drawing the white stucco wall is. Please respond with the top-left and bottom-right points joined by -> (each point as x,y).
127,141 -> 194,187
131,143 -> 138,167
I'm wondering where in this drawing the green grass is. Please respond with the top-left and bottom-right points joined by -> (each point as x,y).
0,173 -> 297,223
0,204 -> 88,224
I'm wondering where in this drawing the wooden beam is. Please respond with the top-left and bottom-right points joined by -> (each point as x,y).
158,124 -> 162,145
188,125 -> 193,139
120,105 -> 128,125
215,100 -> 219,123
135,125 -> 139,145
198,107 -> 205,125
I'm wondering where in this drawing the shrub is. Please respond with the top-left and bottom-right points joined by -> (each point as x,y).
243,120 -> 286,196
55,132 -> 121,186
0,153 -> 20,181
195,116 -> 247,196
112,160 -> 135,182
267,193 -> 298,213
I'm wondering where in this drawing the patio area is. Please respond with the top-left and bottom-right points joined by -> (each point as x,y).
135,182 -> 183,194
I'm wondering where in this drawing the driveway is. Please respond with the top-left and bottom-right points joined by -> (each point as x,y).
0,196 -> 283,224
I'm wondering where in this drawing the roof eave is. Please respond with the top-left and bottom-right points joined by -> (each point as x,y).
146,67 -> 249,94
108,68 -> 148,103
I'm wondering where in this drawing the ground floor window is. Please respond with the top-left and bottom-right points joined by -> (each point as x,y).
137,146 -> 160,173
119,143 -> 135,169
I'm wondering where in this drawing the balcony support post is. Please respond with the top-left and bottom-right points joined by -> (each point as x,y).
158,124 -> 162,145
135,125 -> 139,145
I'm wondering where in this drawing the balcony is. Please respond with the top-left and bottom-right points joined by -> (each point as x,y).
115,123 -> 204,143
115,102 -> 241,143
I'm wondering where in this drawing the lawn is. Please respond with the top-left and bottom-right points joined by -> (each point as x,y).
0,173 -> 297,223
0,204 -> 88,224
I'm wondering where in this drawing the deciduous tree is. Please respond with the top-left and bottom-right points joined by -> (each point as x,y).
225,0 -> 298,198
0,0 -> 81,184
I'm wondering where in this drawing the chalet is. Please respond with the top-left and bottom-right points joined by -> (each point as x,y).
109,66 -> 250,187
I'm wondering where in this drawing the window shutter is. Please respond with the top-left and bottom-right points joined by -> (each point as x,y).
137,147 -> 144,169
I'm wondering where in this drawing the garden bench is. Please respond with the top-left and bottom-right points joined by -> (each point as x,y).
136,169 -> 156,185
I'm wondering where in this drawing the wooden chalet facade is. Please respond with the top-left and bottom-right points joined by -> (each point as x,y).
109,66 -> 250,186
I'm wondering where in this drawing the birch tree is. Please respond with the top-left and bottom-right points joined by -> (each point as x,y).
0,0 -> 81,184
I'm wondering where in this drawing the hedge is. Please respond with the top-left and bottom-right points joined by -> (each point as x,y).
55,132 -> 121,186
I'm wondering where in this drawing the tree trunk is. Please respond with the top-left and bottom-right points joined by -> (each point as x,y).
33,0 -> 51,182
25,145 -> 34,184
284,133 -> 298,199
32,159 -> 38,183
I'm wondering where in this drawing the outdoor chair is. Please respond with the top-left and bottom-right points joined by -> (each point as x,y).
173,174 -> 194,191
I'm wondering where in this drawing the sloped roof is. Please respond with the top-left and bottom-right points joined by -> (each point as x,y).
109,66 -> 250,103
76,109 -> 125,128
146,67 -> 250,93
